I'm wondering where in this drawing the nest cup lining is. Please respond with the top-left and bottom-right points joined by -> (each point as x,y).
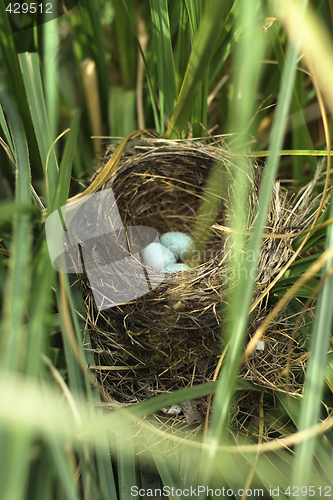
110,150 -> 227,257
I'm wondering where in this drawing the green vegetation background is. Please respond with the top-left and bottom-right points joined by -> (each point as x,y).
0,0 -> 333,499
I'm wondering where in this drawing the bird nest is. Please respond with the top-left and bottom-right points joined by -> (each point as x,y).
76,136 -> 323,428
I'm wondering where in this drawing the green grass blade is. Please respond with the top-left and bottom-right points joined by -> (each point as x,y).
43,18 -> 59,149
252,148 -> 331,157
142,427 -> 187,498
117,431 -> 137,500
165,0 -> 232,138
53,110 -> 81,211
139,465 -> 163,500
0,2 -> 41,171
109,87 -> 137,136
95,443 -> 118,500
2,429 -> 32,500
0,93 -> 32,371
117,0 -> 160,132
262,0 -> 317,175
191,71 -> 209,136
113,0 -> 137,89
174,1 -> 190,91
149,0 -> 177,131
292,199 -> 333,486
183,0 -> 204,42
48,437 -> 80,500
179,443 -> 202,491
26,241 -> 55,377
77,0 -> 108,121
291,65 -> 317,178
0,102 -> 14,156
28,448 -> 55,500
55,281 -> 85,395
0,202 -> 38,221
58,275 -> 119,499
54,268 -> 119,499
119,379 -> 257,419
0,94 -> 34,500
152,454 -> 186,498
199,0 -> 309,484
18,52 -> 58,206
208,1 -> 241,86
183,0 -> 210,135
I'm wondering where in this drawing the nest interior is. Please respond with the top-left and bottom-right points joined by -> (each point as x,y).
78,137 -> 322,426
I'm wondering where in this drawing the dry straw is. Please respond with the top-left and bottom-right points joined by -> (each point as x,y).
75,134 -> 325,429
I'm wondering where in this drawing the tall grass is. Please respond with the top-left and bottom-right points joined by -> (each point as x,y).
0,0 -> 333,499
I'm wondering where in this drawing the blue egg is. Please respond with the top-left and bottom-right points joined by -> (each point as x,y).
142,242 -> 176,272
163,263 -> 191,274
160,232 -> 195,261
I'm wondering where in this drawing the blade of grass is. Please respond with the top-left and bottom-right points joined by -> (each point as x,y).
47,436 -> 80,500
199,0 -> 309,485
119,0 -> 160,132
179,443 -> 202,492
0,93 -> 33,500
18,52 -> 58,207
2,428 -> 33,500
43,17 -> 59,151
53,110 -> 81,212
165,0 -> 232,138
251,148 -> 331,156
183,0 -> 205,43
0,103 -> 14,156
291,73 -> 306,177
255,451 -> 294,500
0,2 -> 41,173
77,0 -> 108,122
261,0 -> 317,175
184,0 -> 209,136
95,443 -> 118,500
0,92 -> 32,371
29,449 -> 55,500
292,198 -> 333,486
174,1 -> 190,92
109,86 -> 137,136
122,379 -> 258,419
26,241 -> 55,377
208,1 -> 242,87
117,431 -> 137,500
113,0 -> 137,89
53,253 -> 118,499
0,255 -> 6,301
56,274 -> 86,394
191,69 -> 209,137
46,295 -> 99,500
277,0 -> 333,115
139,465 -> 163,500
81,59 -> 103,158
142,427 -> 188,498
0,202 -> 39,221
190,158 -> 229,256
149,0 -> 177,132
